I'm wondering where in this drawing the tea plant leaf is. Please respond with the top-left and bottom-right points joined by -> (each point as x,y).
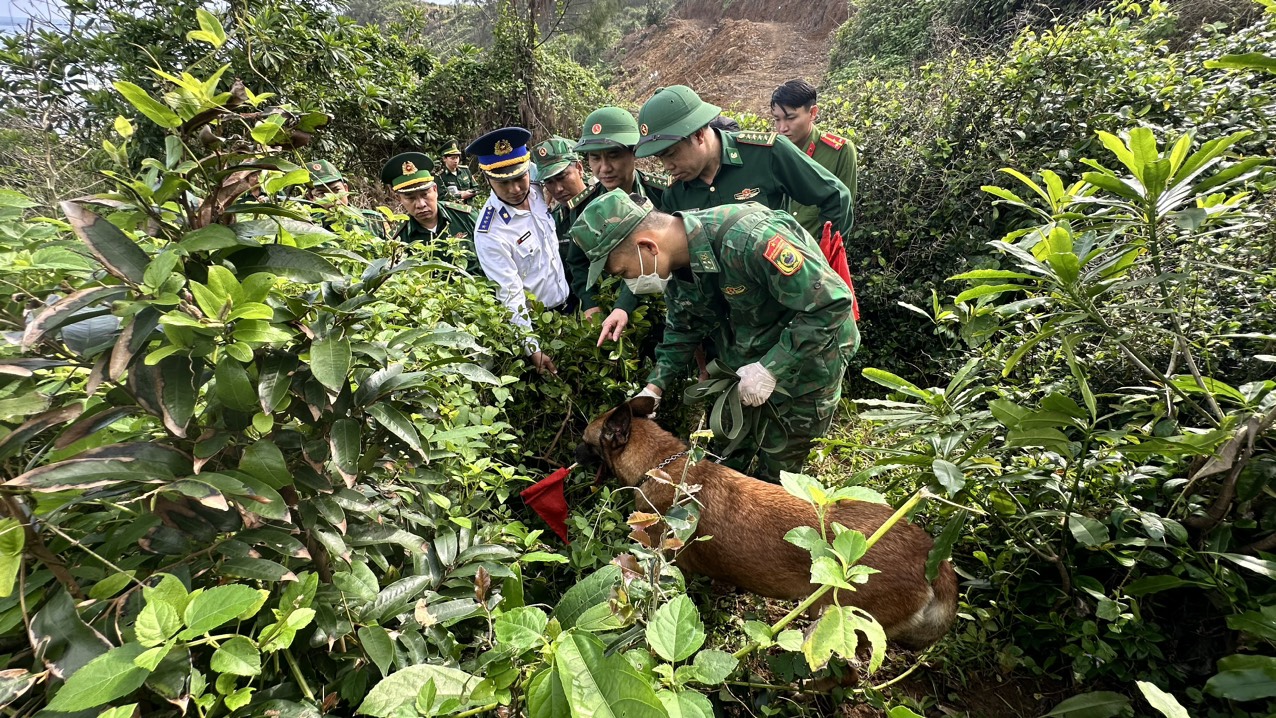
357,626 -> 394,677
45,642 -> 151,712
310,336 -> 351,393
1045,691 -> 1131,718
357,664 -> 477,716
1136,681 -> 1188,718
526,668 -> 570,718
60,201 -> 151,282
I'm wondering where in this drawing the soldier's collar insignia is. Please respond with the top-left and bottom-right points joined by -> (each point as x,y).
764,235 -> 803,276
723,284 -> 748,296
734,187 -> 760,201
402,161 -> 417,175
696,250 -> 718,272
498,206 -> 512,223
495,139 -> 514,156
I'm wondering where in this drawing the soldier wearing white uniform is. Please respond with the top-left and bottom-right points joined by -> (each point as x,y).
466,126 -> 569,375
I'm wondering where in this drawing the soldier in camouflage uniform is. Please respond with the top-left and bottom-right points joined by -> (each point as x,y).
380,152 -> 483,276
770,79 -> 858,239
574,106 -> 668,345
436,141 -> 479,203
304,159 -> 391,239
570,189 -> 859,480
634,85 -> 853,240
531,136 -> 603,318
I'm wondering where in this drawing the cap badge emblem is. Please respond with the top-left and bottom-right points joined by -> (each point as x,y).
401,161 -> 417,175
639,123 -> 649,135
592,123 -> 603,134
494,139 -> 514,155
538,147 -> 548,157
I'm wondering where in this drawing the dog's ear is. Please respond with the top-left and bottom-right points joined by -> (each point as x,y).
601,402 -> 633,450
628,395 -> 657,419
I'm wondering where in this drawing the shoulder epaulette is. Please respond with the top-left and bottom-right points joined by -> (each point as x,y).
639,171 -> 671,189
566,186 -> 595,211
820,132 -> 848,150
441,200 -> 473,214
477,206 -> 494,233
735,131 -> 777,147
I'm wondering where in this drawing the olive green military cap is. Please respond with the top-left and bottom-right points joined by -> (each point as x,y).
380,152 -> 436,193
531,136 -> 580,180
569,188 -> 654,288
440,140 -> 462,156
576,107 -> 640,153
635,85 -> 722,159
306,159 -> 343,186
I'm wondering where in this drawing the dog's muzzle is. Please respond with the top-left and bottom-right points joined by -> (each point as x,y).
574,442 -> 601,466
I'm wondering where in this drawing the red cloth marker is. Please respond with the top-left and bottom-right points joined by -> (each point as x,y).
819,222 -> 860,321
521,465 -> 573,543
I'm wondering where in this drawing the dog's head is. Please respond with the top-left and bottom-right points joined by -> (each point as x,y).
575,396 -> 658,486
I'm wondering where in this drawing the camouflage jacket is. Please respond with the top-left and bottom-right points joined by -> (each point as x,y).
648,203 -> 859,397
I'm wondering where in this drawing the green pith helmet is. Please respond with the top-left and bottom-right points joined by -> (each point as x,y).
440,140 -> 462,157
531,136 -> 580,180
306,159 -> 343,186
634,85 -> 722,159
380,152 -> 435,193
575,107 -> 640,154
569,188 -> 654,288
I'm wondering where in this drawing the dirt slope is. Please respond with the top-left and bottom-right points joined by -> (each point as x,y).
608,0 -> 847,115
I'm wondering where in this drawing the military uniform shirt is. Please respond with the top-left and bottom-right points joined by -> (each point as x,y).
475,189 -> 569,351
554,170 -> 668,314
436,166 -> 478,199
659,129 -> 853,240
393,201 -> 483,276
790,126 -> 857,239
648,203 -> 859,396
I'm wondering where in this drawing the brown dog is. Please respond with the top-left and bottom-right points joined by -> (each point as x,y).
577,397 -> 958,650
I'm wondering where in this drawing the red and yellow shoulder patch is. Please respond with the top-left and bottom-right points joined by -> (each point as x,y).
820,132 -> 847,150
763,235 -> 804,276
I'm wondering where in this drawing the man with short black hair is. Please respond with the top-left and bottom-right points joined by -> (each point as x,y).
770,79 -> 858,239
635,85 -> 852,240
379,152 -> 481,274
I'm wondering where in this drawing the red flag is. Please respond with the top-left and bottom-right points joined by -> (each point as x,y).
818,222 -> 860,322
521,467 -> 570,543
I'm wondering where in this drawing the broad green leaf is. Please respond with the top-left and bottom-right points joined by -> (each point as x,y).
810,556 -> 854,590
953,283 -> 1027,305
1205,654 -> 1276,700
136,599 -> 180,647
1213,552 -> 1276,580
215,358 -> 257,412
190,8 -> 227,47
802,605 -> 886,673
861,368 -> 933,402
239,439 -> 291,489
776,630 -> 803,651
1124,576 -> 1189,596
112,81 -> 181,128
89,572 -> 135,600
228,245 -> 342,283
926,510 -> 965,583
931,459 -> 965,495
329,418 -> 360,486
1136,681 -> 1189,718
1067,514 -> 1109,547
0,518 -> 24,598
1045,691 -> 1131,718
310,336 -> 351,393
358,626 -> 394,677
1206,52 -> 1276,73
553,566 -> 620,628
552,630 -> 667,718
494,606 -> 549,655
46,642 -> 151,712
657,690 -> 713,718
357,664 -> 478,716
180,585 -> 272,639
526,668 -> 569,718
689,649 -> 737,685
1227,606 -> 1276,641
220,557 -> 295,582
367,404 -> 425,458
179,225 -> 241,253
210,636 -> 261,677
646,595 -> 705,662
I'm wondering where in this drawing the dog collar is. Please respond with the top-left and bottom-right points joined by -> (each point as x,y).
655,450 -> 689,471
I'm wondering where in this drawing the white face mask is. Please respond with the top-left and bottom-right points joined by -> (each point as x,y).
623,246 -> 669,295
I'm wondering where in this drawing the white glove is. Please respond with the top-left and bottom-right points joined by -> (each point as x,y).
634,386 -> 662,417
737,363 -> 777,407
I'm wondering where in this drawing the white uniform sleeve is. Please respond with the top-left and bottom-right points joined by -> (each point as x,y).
475,234 -> 540,354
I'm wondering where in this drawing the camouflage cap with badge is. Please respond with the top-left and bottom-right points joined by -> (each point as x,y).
380,152 -> 436,193
466,127 -> 533,180
307,159 -> 344,186
569,188 -> 654,288
575,107 -> 640,153
634,85 -> 722,159
531,136 -> 580,180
